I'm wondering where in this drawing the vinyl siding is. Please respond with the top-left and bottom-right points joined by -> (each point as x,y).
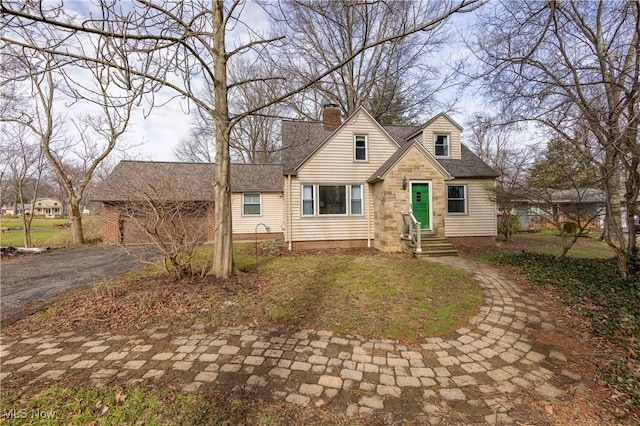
421,115 -> 461,160
232,192 -> 284,235
290,109 -> 396,241
444,180 -> 497,237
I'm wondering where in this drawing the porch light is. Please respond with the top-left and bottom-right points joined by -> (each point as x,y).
402,176 -> 408,190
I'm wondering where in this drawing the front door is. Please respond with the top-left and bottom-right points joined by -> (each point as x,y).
411,183 -> 430,229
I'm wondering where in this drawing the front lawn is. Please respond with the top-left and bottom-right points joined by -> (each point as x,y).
5,245 -> 483,343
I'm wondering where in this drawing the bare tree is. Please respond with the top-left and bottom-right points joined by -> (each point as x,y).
1,0 -> 482,278
275,0 -> 457,123
472,0 -> 640,278
0,45 -> 142,244
0,126 -> 46,247
172,112 -> 215,163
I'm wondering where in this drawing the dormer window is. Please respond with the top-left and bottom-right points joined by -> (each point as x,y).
435,134 -> 449,157
354,135 -> 367,161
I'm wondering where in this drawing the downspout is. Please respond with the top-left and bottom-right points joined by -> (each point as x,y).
287,174 -> 292,251
366,183 -> 371,248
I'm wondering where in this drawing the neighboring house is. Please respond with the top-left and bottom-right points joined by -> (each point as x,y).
94,106 -> 500,252
503,188 -> 606,230
32,198 -> 63,218
1,199 -> 62,218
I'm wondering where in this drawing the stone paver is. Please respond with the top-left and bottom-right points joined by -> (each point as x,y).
0,257 -> 584,424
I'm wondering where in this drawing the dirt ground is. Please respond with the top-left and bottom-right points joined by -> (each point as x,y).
0,245 -> 158,327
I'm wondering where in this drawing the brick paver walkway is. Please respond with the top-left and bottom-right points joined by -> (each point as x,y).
0,257 -> 584,424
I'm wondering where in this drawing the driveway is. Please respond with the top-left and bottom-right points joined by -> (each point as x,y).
0,245 -> 158,326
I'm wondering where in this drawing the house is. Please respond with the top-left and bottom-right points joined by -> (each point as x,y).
94,162 -> 284,244
32,198 -> 63,218
503,188 -> 606,231
94,106 -> 499,253
1,198 -> 62,218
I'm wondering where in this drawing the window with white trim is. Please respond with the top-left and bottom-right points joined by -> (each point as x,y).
301,184 -> 364,216
446,185 -> 467,214
351,185 -> 362,215
435,134 -> 449,157
302,185 -> 314,215
242,193 -> 261,215
354,135 -> 367,161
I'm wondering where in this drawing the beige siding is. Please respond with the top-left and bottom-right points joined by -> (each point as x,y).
232,192 -> 284,235
421,115 -> 461,160
290,109 -> 397,242
444,180 -> 497,237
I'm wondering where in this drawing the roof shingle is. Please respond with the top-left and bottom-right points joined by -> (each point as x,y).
93,161 -> 283,202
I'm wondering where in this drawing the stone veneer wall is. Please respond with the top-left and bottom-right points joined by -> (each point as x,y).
373,147 -> 446,252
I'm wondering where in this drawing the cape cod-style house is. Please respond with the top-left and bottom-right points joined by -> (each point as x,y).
94,105 -> 499,255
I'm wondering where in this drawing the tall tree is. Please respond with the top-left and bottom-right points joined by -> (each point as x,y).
276,0 -> 457,122
1,0 -> 481,278
473,0 -> 640,278
529,138 -> 599,191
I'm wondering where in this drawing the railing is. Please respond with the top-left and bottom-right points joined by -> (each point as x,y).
401,211 -> 422,253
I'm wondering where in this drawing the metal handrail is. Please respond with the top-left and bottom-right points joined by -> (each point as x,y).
401,211 -> 422,253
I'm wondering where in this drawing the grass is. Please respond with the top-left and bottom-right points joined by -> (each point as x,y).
0,215 -> 102,247
1,245 -> 483,424
6,245 -> 483,344
0,385 -> 368,425
244,251 -> 481,340
485,228 -> 617,259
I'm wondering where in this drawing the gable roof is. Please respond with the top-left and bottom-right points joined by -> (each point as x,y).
368,140 -> 453,183
290,107 -> 406,174
281,109 -> 498,180
281,114 -> 420,173
93,161 -> 283,202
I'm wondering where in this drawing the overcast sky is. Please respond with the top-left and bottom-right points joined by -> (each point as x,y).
61,1 -> 490,163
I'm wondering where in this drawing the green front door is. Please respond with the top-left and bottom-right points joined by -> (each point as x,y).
411,183 -> 430,229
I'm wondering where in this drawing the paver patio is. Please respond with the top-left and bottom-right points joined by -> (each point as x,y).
0,257 -> 585,424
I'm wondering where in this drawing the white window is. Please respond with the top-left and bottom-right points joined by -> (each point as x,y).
301,184 -> 364,216
302,185 -> 314,215
242,193 -> 261,215
354,135 -> 367,161
435,134 -> 449,157
446,185 -> 467,214
351,185 -> 363,215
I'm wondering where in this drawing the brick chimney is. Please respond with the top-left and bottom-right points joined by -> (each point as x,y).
322,103 -> 341,131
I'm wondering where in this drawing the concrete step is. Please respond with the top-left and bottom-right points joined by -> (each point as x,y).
412,236 -> 458,257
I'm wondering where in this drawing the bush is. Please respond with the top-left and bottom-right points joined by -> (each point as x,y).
562,221 -> 578,235
498,213 -> 521,241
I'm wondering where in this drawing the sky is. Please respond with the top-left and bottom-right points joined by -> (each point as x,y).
59,1 -> 494,163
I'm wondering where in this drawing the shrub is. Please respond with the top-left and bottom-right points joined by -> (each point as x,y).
498,213 -> 521,241
562,221 -> 578,235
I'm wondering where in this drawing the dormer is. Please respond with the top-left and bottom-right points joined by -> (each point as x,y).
412,113 -> 463,160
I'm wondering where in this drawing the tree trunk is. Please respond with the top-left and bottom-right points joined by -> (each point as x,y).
69,201 -> 84,245
22,219 -> 32,248
210,0 -> 234,279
